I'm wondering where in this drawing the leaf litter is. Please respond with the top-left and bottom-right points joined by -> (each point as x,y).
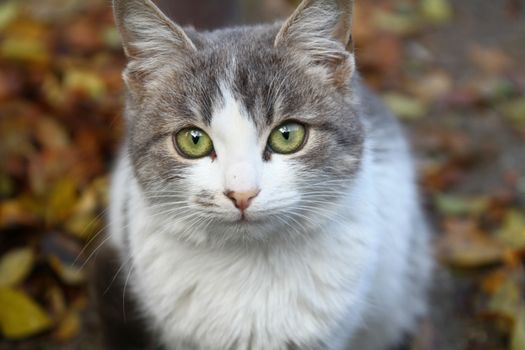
0,0 -> 524,348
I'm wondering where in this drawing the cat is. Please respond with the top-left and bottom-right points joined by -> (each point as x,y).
97,0 -> 433,349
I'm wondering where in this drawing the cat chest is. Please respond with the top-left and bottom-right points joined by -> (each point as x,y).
131,240 -> 367,349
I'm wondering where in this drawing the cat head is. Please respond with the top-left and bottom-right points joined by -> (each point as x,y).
114,0 -> 365,245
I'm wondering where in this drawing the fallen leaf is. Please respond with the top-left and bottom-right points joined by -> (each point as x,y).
434,194 -> 489,217
65,177 -> 107,239
0,199 -> 38,228
46,285 -> 66,318
0,287 -> 52,339
501,98 -> 525,124
421,0 -> 453,23
357,34 -> 402,77
383,93 -> 428,120
497,210 -> 525,251
407,70 -> 453,102
469,45 -> 513,75
52,310 -> 80,342
436,218 -> 504,268
373,9 -> 421,36
0,172 -> 15,197
63,69 -> 107,100
45,178 -> 78,225
48,256 -> 85,285
62,17 -> 103,52
102,26 -> 121,49
0,1 -> 19,30
481,268 -> 509,295
0,248 -> 35,287
511,307 -> 525,350
487,270 -> 523,322
0,37 -> 49,65
35,117 -> 70,151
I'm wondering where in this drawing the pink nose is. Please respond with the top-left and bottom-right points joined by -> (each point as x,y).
225,190 -> 260,211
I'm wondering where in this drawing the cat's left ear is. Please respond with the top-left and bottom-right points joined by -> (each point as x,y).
113,0 -> 196,93
113,0 -> 196,59
275,0 -> 355,88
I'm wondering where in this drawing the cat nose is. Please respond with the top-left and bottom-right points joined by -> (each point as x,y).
225,190 -> 260,212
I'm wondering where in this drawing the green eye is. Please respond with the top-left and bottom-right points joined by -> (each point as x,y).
268,122 -> 306,154
174,128 -> 213,159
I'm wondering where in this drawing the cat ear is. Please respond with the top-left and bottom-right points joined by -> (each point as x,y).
113,0 -> 196,59
275,0 -> 355,88
113,0 -> 196,91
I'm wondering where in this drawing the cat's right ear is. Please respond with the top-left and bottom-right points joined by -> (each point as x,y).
113,0 -> 196,91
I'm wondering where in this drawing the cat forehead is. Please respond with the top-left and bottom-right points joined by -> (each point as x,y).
170,45 -> 326,129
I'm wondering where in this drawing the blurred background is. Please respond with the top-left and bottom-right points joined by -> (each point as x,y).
0,0 -> 524,349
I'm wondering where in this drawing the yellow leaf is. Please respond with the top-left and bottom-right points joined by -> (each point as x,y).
0,199 -> 38,229
64,184 -> 102,239
64,69 -> 107,100
512,307 -> 525,350
0,37 -> 49,65
45,178 -> 78,225
0,2 -> 19,30
434,194 -> 489,217
373,9 -> 421,36
48,256 -> 85,285
0,288 -> 52,339
487,272 -> 521,322
383,93 -> 428,120
497,210 -> 525,251
502,98 -> 525,124
421,0 -> 453,23
0,248 -> 35,287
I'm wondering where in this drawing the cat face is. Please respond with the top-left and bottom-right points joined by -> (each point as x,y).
114,0 -> 364,243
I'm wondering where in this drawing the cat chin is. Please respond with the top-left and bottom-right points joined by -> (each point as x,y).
173,215 -> 299,244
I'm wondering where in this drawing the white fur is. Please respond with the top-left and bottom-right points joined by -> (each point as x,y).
109,88 -> 430,350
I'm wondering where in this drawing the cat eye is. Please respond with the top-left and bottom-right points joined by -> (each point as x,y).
267,122 -> 306,155
174,128 -> 214,159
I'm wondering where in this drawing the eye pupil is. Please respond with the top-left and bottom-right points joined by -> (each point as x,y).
282,130 -> 290,140
190,131 -> 201,145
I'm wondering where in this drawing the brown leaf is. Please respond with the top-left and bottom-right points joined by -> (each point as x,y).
35,117 -> 70,151
0,198 -> 38,228
436,218 -> 504,268
407,70 -> 453,103
469,45 -> 513,75
52,310 -> 81,342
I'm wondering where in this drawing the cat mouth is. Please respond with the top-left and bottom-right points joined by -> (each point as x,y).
232,212 -> 261,225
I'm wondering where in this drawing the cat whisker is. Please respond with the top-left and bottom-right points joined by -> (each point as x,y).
122,264 -> 135,322
79,235 -> 112,271
104,255 -> 132,295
